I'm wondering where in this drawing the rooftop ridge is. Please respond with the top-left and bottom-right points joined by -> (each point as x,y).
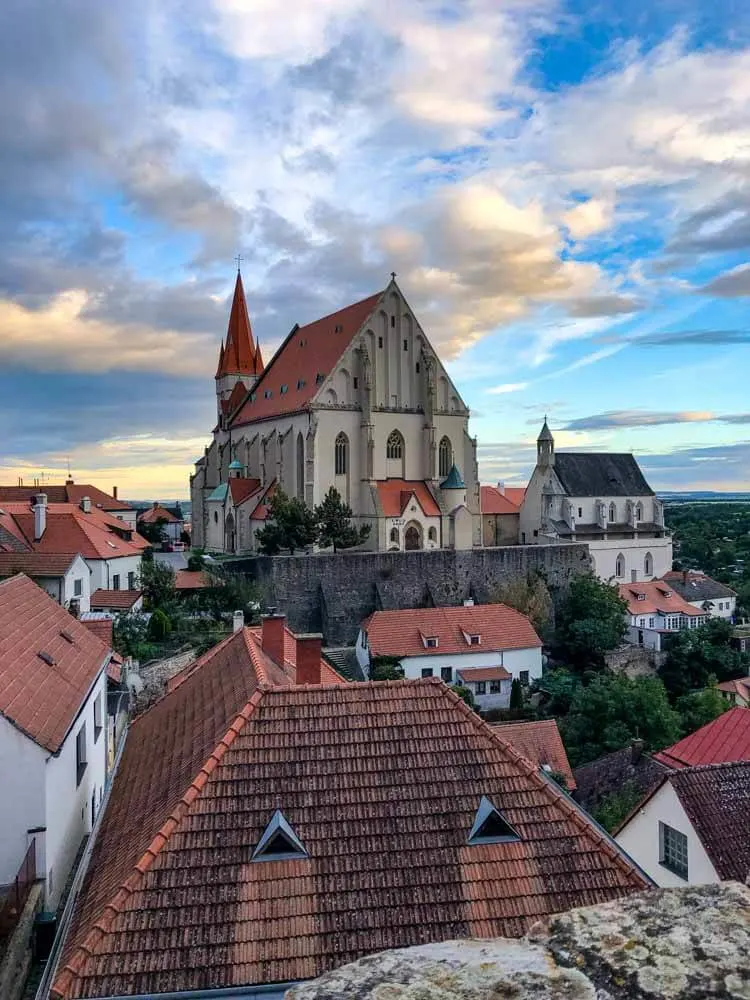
52,687 -> 267,998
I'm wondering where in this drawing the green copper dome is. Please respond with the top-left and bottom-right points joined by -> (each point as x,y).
440,464 -> 465,490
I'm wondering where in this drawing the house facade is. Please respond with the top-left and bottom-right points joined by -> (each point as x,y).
191,272 -> 480,555
519,421 -> 672,583
356,603 -> 543,710
0,551 -> 91,614
660,570 -> 737,620
137,502 -> 184,542
618,579 -> 707,651
0,575 -> 109,910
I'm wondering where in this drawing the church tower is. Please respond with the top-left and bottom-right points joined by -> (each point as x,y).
215,270 -> 264,419
537,418 -> 555,468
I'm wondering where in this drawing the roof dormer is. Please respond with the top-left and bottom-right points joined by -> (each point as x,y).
421,633 -> 439,649
252,810 -> 307,862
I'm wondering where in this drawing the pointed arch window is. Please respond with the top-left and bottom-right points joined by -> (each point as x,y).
616,553 -> 625,578
438,437 -> 452,479
644,552 -> 653,577
389,527 -> 399,544
387,430 -> 404,460
635,502 -> 643,521
609,502 -> 617,522
468,796 -> 520,845
335,433 -> 348,476
252,810 -> 308,862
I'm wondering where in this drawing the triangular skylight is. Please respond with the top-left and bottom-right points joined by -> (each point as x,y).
467,796 -> 520,845
251,809 -> 308,862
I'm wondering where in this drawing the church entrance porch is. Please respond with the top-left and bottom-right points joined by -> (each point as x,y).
404,522 -> 423,550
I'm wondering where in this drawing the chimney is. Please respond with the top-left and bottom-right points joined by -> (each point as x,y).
463,598 -> 474,607
630,737 -> 644,764
497,481 -> 505,496
295,633 -> 323,685
112,486 -> 118,500
232,610 -> 245,633
80,496 -> 92,514
33,493 -> 47,540
683,570 -> 688,586
261,608 -> 286,667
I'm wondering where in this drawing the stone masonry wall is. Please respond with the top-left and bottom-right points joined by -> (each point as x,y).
231,544 -> 591,645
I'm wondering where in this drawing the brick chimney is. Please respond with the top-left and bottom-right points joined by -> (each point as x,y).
112,486 -> 118,500
261,608 -> 286,667
630,737 -> 644,764
32,493 -> 48,540
295,633 -> 323,685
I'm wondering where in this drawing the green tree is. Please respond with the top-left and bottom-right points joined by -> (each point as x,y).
675,681 -> 728,735
493,573 -> 553,636
592,781 -> 646,833
535,668 -> 581,718
194,570 -> 261,623
562,673 -> 682,767
148,608 -> 172,641
138,559 -> 176,610
660,618 -> 747,699
187,553 -> 205,572
137,518 -> 168,546
314,486 -> 371,552
256,489 -> 318,555
555,574 -> 627,670
370,656 -> 404,681
509,678 -> 524,712
112,611 -> 151,658
451,684 -> 477,711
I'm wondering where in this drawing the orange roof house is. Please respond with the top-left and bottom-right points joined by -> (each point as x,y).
492,719 -> 576,791
50,670 -> 648,999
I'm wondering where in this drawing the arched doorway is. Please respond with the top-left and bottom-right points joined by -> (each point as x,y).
404,522 -> 422,550
225,512 -> 236,553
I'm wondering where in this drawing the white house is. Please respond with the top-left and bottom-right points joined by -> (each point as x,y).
357,602 -> 543,711
137,502 -> 184,542
0,494 -> 147,594
519,421 -> 672,584
615,761 -> 750,886
0,575 -> 110,910
0,551 -> 91,614
618,579 -> 707,651
660,570 -> 737,620
191,272 -> 480,554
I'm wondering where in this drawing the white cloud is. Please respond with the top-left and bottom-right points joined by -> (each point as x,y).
562,196 -> 615,239
487,382 -> 529,395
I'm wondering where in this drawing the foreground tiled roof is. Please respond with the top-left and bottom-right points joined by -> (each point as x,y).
0,484 -> 132,511
0,503 -> 147,560
574,746 -> 669,814
231,291 -> 382,426
0,575 -> 109,753
618,580 -> 703,618
653,706 -> 750,768
376,479 -> 441,518
661,570 -> 737,603
480,486 -> 524,515
492,720 -> 576,791
553,453 -> 654,497
0,551 -> 79,577
669,761 -> 750,881
52,678 -> 647,998
90,589 -> 142,611
362,604 -> 542,658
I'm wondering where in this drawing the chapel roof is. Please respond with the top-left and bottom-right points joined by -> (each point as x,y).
553,453 -> 654,498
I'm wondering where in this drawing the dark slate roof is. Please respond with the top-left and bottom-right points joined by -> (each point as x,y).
573,745 -> 670,814
662,571 -> 737,603
553,453 -> 654,498
670,761 -> 750,881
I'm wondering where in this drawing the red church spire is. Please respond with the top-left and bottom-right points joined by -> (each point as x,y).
214,340 -> 225,378
216,271 -> 263,378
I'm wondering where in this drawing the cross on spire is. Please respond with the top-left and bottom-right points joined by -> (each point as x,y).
390,270 -> 397,280
235,254 -> 243,273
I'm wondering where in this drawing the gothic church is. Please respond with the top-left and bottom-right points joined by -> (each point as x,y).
190,273 -> 480,553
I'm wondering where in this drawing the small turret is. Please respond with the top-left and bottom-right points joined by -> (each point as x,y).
537,418 -> 554,468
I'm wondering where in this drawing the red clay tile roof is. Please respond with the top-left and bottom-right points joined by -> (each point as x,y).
376,479 -> 441,518
492,720 -> 576,791
174,569 -> 209,590
228,476 -> 262,506
53,677 -> 647,999
0,575 -> 109,753
652,706 -> 750,768
137,504 -> 179,525
717,677 -> 750,701
1,503 -> 147,560
618,580 -> 704,617
90,589 -> 142,611
481,486 -> 524,515
107,653 -> 123,683
668,761 -> 750,881
81,616 -> 114,648
231,291 -> 383,426
363,604 -> 542,658
457,666 -> 511,682
504,487 -> 527,507
217,272 -> 262,378
220,378 -> 251,417
0,551 -> 80,577
0,484 -> 132,511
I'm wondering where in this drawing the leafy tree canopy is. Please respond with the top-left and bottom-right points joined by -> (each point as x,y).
660,618 -> 748,699
138,559 -> 176,611
314,486 -> 371,552
256,489 -> 318,555
509,677 -> 524,713
674,679 -> 728,734
555,574 -> 627,670
561,673 -> 681,767
492,573 -> 552,636
451,684 -> 477,711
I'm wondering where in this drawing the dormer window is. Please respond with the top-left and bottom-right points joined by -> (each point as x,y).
636,593 -> 646,601
316,373 -> 325,384
467,634 -> 481,646
424,636 -> 439,649
468,796 -> 520,845
280,384 -> 288,394
334,324 -> 343,333
297,379 -> 305,390
252,810 -> 307,862
663,590 -> 672,598
250,392 -> 256,402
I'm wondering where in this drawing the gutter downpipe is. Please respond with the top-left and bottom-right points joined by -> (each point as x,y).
35,717 -> 130,1000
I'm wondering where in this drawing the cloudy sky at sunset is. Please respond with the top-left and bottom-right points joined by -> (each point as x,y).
2,0 -> 750,498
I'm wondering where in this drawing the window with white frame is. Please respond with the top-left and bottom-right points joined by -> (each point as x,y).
475,681 -> 486,695
659,821 -> 688,879
441,667 -> 452,683
74,578 -> 83,597
93,693 -> 103,741
76,723 -> 87,786
112,574 -> 120,590
490,680 -> 502,694
519,670 -> 530,685
421,667 -> 434,678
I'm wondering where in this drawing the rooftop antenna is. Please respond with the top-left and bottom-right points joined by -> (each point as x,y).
67,456 -> 72,478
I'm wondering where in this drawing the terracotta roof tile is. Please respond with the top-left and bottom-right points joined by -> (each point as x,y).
480,486 -> 524,515
137,504 -> 180,525
457,666 -> 511,682
90,589 -> 142,611
228,476 -> 262,506
717,677 -> 750,701
81,616 -> 114,647
231,291 -> 382,426
574,747 -> 669,814
0,575 -> 109,752
362,604 -> 542,658
0,503 -> 147,560
0,551 -> 79,577
0,484 -> 132,511
174,570 -> 209,590
492,720 -> 576,790
652,706 -> 750,768
53,678 -> 647,998
618,580 -> 704,617
376,480 -> 441,518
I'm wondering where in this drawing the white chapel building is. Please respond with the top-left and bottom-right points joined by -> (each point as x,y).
191,273 -> 481,553
519,421 -> 672,583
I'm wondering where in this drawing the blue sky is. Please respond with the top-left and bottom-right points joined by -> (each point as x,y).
1,0 -> 749,498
